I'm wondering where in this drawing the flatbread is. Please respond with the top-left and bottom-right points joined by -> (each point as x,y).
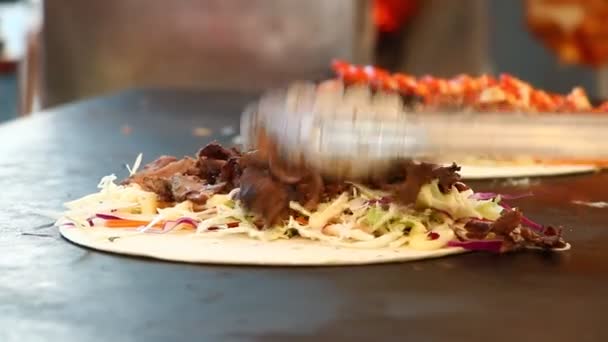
59,226 -> 465,266
458,164 -> 597,180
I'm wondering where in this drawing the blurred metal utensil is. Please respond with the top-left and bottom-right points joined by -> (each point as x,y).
242,81 -> 608,179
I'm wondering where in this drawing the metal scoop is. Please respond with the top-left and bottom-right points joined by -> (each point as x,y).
241,80 -> 608,180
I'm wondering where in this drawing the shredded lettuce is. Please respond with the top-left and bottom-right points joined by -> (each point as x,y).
416,180 -> 502,220
407,219 -> 428,235
363,204 -> 398,232
474,198 -> 503,221
365,206 -> 387,226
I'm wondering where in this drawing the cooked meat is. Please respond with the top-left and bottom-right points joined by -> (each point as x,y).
368,159 -> 409,187
323,182 -> 350,200
238,166 -> 290,226
219,157 -> 242,190
197,142 -> 239,161
196,142 -> 242,185
238,139 -> 325,220
334,60 -> 600,113
146,156 -> 197,177
197,158 -> 226,184
453,182 -> 470,192
391,162 -> 435,204
268,148 -> 306,184
143,155 -> 178,171
294,172 -> 324,210
140,177 -> 173,202
484,209 -> 567,251
491,209 -> 522,236
170,175 -> 218,204
519,225 -> 567,249
125,157 -> 197,187
539,226 -> 566,247
464,219 -> 492,239
434,163 -> 462,193
385,161 -> 463,205
240,150 -> 268,169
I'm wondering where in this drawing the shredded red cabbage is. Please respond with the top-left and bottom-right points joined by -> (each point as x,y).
520,215 -> 543,231
92,213 -> 200,233
95,213 -> 125,220
500,202 -> 543,232
88,213 -> 129,227
448,239 -> 503,253
139,217 -> 200,234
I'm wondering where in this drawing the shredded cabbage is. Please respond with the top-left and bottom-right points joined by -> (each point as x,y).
409,225 -> 455,251
61,174 -> 158,228
371,204 -> 397,231
289,201 -> 312,217
126,153 -> 143,176
207,194 -> 234,208
365,206 -> 386,226
308,193 -> 349,229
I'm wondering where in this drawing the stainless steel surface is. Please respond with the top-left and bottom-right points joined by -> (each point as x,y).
42,0 -> 373,108
243,81 -> 608,179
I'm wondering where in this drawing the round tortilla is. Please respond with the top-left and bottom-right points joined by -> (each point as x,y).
458,164 -> 597,180
59,226 -> 465,266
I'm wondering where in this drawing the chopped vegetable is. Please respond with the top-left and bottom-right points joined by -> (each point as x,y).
104,219 -> 158,228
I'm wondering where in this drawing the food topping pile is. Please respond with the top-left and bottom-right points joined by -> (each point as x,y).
59,141 -> 568,253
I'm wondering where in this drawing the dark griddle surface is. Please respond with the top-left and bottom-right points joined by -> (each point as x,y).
1,89 -> 607,342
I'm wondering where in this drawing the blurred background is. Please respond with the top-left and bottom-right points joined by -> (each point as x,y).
1,0 -> 607,122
